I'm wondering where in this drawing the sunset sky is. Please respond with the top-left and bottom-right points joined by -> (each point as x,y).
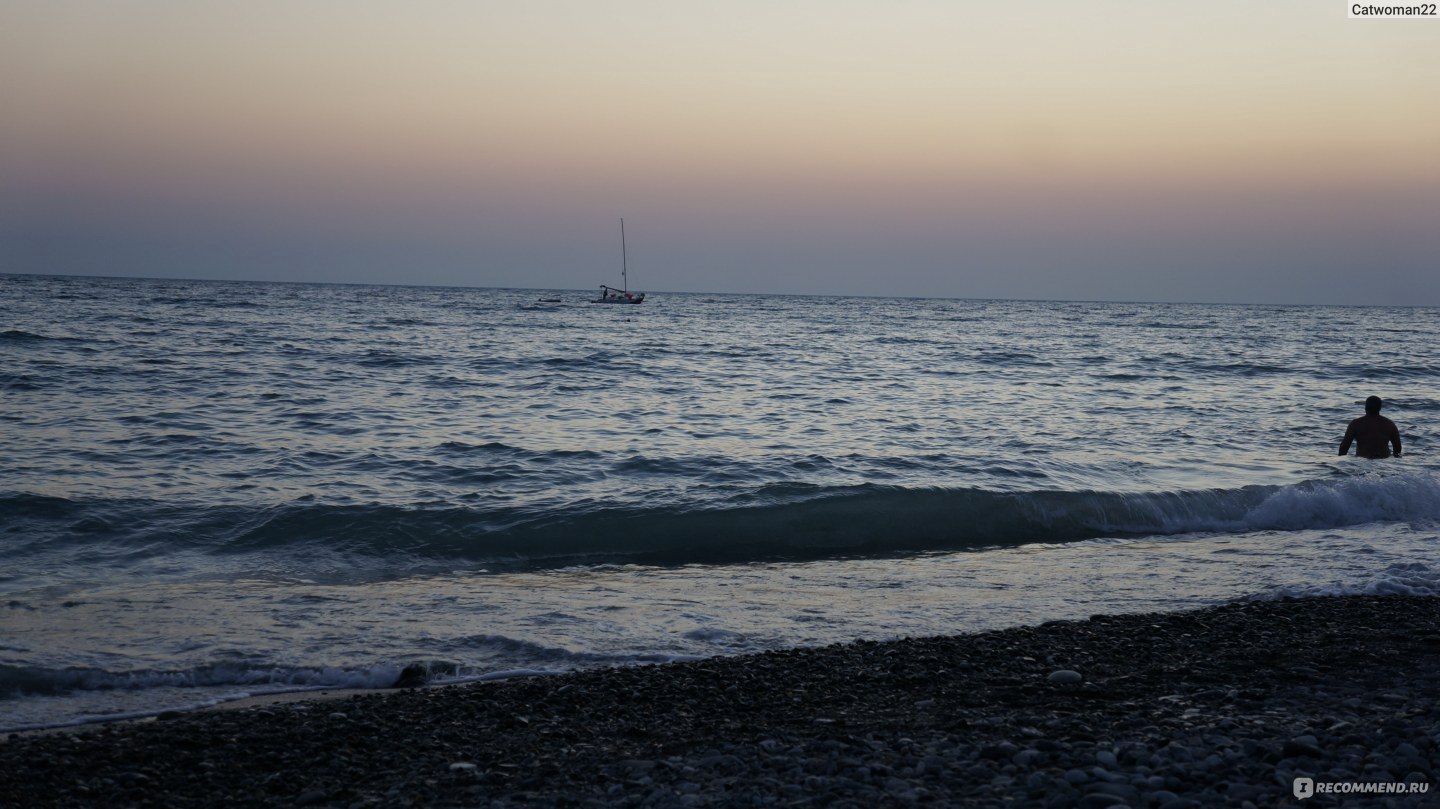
2,1 -> 1437,304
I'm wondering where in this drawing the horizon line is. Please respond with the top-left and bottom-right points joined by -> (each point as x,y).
3,270 -> 1433,310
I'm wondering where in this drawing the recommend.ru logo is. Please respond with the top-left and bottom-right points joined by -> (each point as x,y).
1295,777 -> 1430,799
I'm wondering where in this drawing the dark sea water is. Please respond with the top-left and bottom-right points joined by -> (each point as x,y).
3,273 -> 1438,730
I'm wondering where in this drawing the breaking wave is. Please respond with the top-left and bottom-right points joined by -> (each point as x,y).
5,471 -> 1437,574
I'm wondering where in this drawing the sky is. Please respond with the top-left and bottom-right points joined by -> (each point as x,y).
1,1 -> 1437,304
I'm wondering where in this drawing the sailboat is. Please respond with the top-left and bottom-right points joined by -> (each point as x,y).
592,219 -> 646,304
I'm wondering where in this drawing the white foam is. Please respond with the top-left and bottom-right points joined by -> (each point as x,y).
1263,562 -> 1440,599
469,668 -> 555,682
1243,472 -> 1440,532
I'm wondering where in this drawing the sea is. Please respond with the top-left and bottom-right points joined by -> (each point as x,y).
3,273 -> 1438,732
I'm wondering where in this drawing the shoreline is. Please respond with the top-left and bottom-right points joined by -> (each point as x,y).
0,687 -> 382,741
2,594 -> 1438,807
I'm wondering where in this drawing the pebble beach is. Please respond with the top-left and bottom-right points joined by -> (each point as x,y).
3,594 -> 1437,808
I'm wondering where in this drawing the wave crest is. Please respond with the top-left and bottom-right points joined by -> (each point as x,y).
4,472 -> 1436,574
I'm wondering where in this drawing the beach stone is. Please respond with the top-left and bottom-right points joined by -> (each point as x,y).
1282,739 -> 1323,758
883,777 -> 911,794
979,742 -> 1018,760
1089,766 -> 1120,782
696,754 -> 745,775
1049,670 -> 1083,685
393,664 -> 429,688
1240,739 -> 1273,761
1076,793 -> 1126,809
1086,781 -> 1139,802
1227,783 -> 1262,802
1013,749 -> 1044,767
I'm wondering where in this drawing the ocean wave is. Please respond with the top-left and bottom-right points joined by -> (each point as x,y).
1196,362 -> 1292,377
0,493 -> 83,519
4,472 -> 1437,573
0,329 -> 84,344
1241,473 -> 1440,530
1324,363 -> 1440,380
436,441 -> 602,461
1,373 -> 44,391
357,350 -> 442,369
1135,321 -> 1216,330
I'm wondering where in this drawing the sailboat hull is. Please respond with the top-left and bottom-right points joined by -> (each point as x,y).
591,294 -> 645,304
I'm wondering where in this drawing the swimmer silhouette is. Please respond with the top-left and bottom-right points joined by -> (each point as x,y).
1339,396 -> 1402,459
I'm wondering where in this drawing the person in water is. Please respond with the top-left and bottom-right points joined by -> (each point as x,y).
1338,396 -> 1403,458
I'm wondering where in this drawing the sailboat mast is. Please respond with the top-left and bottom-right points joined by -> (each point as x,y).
620,218 -> 628,292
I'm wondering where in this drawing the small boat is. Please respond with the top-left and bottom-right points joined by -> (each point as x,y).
595,285 -> 643,304
592,219 -> 646,304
